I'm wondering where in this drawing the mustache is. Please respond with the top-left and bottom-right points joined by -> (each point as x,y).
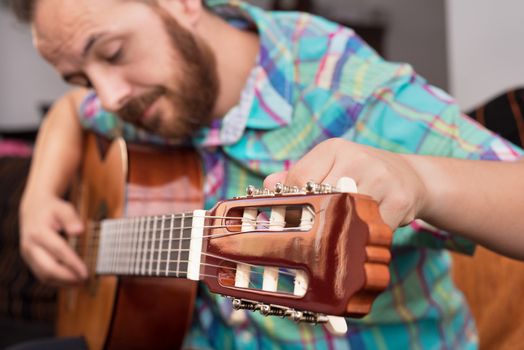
117,87 -> 166,124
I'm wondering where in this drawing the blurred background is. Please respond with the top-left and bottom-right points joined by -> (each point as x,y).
1,0 -> 524,132
1,0 -> 524,348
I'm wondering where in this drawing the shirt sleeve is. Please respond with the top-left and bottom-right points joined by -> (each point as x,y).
349,68 -> 523,254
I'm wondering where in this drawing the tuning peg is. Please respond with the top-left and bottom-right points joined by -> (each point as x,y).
246,185 -> 257,196
274,183 -> 301,195
305,181 -> 318,194
232,298 -> 257,311
290,310 -> 304,322
258,304 -> 273,316
305,181 -> 337,194
230,298 -> 332,325
320,184 -> 333,193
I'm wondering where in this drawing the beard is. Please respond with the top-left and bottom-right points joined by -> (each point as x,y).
117,6 -> 219,139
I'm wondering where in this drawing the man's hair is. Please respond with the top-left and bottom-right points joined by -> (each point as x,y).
9,0 -> 34,23
9,0 -> 210,23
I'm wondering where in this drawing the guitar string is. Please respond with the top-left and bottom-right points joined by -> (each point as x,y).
81,219 -> 310,265
76,213 -> 313,282
81,215 -> 312,251
88,240 -> 301,279
97,258 -> 299,281
95,271 -> 287,292
86,213 -> 311,228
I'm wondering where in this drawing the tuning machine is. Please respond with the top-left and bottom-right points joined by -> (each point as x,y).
305,181 -> 337,194
230,298 -> 329,324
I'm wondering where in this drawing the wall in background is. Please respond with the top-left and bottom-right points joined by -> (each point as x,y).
445,0 -> 524,111
0,0 -> 448,129
319,0 -> 448,90
0,10 -> 69,130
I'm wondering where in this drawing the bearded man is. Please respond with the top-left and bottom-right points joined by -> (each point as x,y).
9,0 -> 524,349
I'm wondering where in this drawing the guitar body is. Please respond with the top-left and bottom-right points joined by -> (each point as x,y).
56,134 -> 204,350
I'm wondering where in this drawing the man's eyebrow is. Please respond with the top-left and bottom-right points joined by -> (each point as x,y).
82,32 -> 108,58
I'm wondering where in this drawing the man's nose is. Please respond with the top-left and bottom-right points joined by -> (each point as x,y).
90,71 -> 131,113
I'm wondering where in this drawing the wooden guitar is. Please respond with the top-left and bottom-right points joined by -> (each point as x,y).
57,133 -> 392,349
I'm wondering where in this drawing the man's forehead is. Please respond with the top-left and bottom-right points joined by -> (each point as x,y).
32,0 -> 122,60
33,0 -> 112,36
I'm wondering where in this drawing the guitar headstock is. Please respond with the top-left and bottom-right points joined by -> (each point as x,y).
200,179 -> 393,326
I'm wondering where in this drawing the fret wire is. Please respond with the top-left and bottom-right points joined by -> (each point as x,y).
130,218 -> 137,274
177,214 -> 184,278
124,220 -> 129,274
157,216 -> 165,276
131,218 -> 137,274
148,216 -> 152,274
141,217 -> 150,275
139,217 -> 146,275
113,221 -> 118,273
166,214 -> 174,277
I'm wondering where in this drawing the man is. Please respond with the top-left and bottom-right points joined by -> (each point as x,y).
11,0 -> 524,348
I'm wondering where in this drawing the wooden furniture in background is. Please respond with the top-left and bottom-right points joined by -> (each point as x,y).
452,88 -> 524,350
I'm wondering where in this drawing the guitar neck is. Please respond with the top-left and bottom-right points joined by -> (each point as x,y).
93,210 -> 207,280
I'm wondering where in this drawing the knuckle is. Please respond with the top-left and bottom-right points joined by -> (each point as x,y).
390,194 -> 411,213
322,137 -> 345,149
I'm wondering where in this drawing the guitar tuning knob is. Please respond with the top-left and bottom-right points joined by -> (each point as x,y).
320,184 -> 333,193
259,304 -> 271,316
306,181 -> 335,194
305,181 -> 319,194
274,183 -> 300,195
232,298 -> 257,311
246,185 -> 257,196
290,310 -> 303,322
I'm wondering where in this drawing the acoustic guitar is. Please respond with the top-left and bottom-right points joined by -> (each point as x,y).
56,133 -> 392,349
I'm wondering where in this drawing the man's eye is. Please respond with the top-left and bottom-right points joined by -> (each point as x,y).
65,75 -> 93,88
107,48 -> 123,63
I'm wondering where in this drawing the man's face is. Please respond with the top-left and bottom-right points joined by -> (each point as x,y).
32,0 -> 219,138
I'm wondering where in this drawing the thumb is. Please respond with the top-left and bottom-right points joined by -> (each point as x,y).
56,201 -> 84,236
264,171 -> 288,189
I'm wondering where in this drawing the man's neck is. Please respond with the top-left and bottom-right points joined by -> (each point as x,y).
198,11 -> 260,119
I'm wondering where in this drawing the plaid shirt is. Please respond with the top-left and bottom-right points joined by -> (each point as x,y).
79,1 -> 522,349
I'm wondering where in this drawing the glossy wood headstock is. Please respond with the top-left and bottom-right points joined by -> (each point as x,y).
200,182 -> 392,320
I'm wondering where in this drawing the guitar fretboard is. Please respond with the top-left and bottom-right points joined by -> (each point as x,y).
96,212 -> 197,278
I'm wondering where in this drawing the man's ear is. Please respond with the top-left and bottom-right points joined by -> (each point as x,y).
156,0 -> 204,28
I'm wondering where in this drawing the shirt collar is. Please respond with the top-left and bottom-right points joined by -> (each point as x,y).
194,1 -> 295,147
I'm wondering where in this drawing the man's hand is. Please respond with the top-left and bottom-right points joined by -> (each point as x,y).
19,195 -> 88,286
264,138 -> 428,230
